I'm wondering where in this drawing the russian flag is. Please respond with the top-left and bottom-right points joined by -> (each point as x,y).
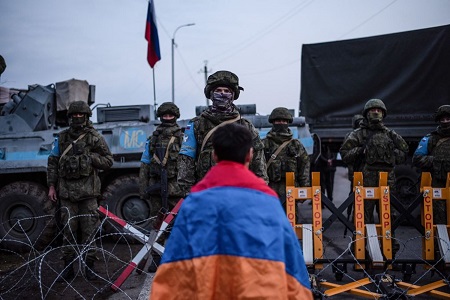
145,0 -> 161,68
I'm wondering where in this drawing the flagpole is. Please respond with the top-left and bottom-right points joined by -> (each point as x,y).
152,68 -> 157,117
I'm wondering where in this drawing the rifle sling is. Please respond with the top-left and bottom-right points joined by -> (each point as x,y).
435,137 -> 450,149
266,139 -> 292,171
59,133 -> 87,162
200,114 -> 241,153
152,136 -> 176,167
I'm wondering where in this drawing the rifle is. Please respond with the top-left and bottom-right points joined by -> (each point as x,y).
144,146 -> 169,229
138,147 -> 170,272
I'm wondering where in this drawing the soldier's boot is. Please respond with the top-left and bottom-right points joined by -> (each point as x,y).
148,255 -> 161,273
58,259 -> 75,282
85,259 -> 98,281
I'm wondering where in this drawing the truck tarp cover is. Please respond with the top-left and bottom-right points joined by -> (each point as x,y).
300,24 -> 450,124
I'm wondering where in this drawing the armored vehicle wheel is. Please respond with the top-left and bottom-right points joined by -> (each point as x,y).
101,174 -> 152,240
0,181 -> 55,252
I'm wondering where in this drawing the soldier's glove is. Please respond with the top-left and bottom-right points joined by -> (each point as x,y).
89,153 -> 100,167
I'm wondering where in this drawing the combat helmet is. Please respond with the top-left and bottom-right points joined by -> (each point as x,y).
434,105 -> 450,122
269,107 -> 293,124
204,70 -> 244,100
157,102 -> 180,119
67,100 -> 92,117
363,99 -> 387,118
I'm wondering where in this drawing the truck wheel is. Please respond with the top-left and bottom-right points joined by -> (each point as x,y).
394,165 -> 420,206
101,174 -> 152,240
0,182 -> 55,252
394,165 -> 421,225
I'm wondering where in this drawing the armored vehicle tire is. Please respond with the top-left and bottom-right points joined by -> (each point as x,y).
0,181 -> 55,252
101,174 -> 152,241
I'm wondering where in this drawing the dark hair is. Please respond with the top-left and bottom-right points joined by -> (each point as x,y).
212,123 -> 253,164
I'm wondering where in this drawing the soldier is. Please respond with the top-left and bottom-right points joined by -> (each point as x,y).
347,114 -> 365,188
177,70 -> 268,195
317,144 -> 337,203
47,100 -> 113,281
0,54 -> 6,77
413,105 -> 450,224
339,99 -> 409,224
139,102 -> 183,272
262,107 -> 310,204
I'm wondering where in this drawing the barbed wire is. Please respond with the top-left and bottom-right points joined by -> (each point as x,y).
0,208 -> 166,300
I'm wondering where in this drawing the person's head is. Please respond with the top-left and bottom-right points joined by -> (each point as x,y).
0,55 -> 6,76
363,99 -> 387,124
352,114 -> 364,129
435,105 -> 450,129
212,123 -> 253,167
67,100 -> 92,129
157,102 -> 180,123
204,70 -> 244,112
269,107 -> 293,133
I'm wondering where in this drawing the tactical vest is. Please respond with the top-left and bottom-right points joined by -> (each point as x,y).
192,116 -> 234,179
364,130 -> 395,169
263,138 -> 298,183
149,125 -> 182,179
431,136 -> 450,183
58,130 -> 97,179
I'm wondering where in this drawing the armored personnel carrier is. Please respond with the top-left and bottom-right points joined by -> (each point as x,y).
0,79 -> 156,251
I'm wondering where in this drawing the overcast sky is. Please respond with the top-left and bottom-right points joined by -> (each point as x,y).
1,0 -> 450,120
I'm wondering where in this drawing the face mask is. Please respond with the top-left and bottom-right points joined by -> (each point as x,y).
272,123 -> 289,133
160,113 -> 176,124
211,92 -> 233,111
70,115 -> 86,129
367,111 -> 383,124
440,121 -> 450,129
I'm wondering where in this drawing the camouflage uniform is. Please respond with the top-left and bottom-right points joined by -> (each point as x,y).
139,103 -> 184,227
340,99 -> 409,223
178,71 -> 268,195
139,102 -> 184,272
347,114 -> 365,184
413,105 -> 450,224
47,101 -> 113,279
262,107 -> 310,203
317,144 -> 337,202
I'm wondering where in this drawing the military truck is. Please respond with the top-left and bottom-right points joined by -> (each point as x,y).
0,79 -> 157,251
300,24 -> 450,202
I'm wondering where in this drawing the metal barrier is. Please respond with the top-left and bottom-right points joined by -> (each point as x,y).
285,171 -> 450,298
98,198 -> 183,292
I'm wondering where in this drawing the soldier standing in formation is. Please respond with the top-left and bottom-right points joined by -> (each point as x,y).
47,101 -> 113,281
317,144 -> 337,203
339,99 -> 409,224
139,102 -> 184,272
177,70 -> 268,196
413,105 -> 450,224
262,107 -> 310,204
346,114 -> 365,189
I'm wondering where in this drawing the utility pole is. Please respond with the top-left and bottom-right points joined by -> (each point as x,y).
171,23 -> 195,103
201,60 -> 211,106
